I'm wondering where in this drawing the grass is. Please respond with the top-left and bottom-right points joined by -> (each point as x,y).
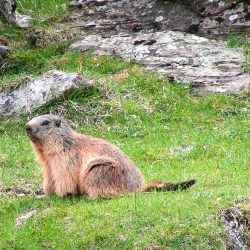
0,0 -> 250,249
227,32 -> 250,73
1,66 -> 250,249
17,0 -> 69,25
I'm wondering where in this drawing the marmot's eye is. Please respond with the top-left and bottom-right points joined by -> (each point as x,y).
41,120 -> 50,126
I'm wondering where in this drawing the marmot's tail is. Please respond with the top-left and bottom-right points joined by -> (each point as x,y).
142,179 -> 196,192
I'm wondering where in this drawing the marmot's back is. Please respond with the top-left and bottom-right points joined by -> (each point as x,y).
75,134 -> 145,198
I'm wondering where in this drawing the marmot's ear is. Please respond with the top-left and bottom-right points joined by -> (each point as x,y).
55,119 -> 61,127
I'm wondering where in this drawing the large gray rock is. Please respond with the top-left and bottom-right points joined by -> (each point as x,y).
70,31 -> 250,96
0,70 -> 94,117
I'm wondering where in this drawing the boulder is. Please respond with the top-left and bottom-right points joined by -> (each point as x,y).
0,70 -> 94,117
70,31 -> 250,96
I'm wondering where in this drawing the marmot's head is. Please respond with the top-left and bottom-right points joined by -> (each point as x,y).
26,115 -> 75,146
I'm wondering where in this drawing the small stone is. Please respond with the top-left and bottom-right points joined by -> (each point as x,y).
16,209 -> 37,228
155,16 -> 163,22
85,21 -> 96,28
70,0 -> 84,7
229,14 -> 238,22
17,193 -> 26,197
218,1 -> 225,7
15,13 -> 32,28
168,144 -> 194,156
117,235 -> 127,241
0,0 -> 17,24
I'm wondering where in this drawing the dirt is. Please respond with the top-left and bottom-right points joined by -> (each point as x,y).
1,185 -> 45,198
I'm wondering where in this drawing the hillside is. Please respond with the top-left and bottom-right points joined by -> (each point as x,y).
0,1 -> 250,249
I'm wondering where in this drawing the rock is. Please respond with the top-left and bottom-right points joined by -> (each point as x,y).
68,0 -> 249,95
68,0 -> 249,39
70,31 -> 250,96
0,0 -> 32,27
1,185 -> 45,198
15,12 -> 32,28
0,44 -> 10,59
221,198 -> 250,250
70,0 -> 85,7
16,209 -> 37,228
0,0 -> 17,24
15,207 -> 50,228
0,70 -> 95,117
69,0 -> 200,36
168,144 -> 195,157
0,37 -> 8,46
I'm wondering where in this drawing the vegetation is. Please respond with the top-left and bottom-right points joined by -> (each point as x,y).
0,0 -> 249,249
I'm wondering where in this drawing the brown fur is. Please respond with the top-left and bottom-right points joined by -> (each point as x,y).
26,115 -> 195,199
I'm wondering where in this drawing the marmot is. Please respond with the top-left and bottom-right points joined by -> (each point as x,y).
26,115 -> 195,199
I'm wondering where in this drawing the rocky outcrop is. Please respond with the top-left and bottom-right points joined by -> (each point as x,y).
69,0 -> 249,95
70,31 -> 250,96
69,0 -> 250,40
0,70 -> 95,117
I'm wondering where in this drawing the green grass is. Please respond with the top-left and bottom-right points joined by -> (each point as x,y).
1,67 -> 250,249
17,0 -> 70,25
0,1 -> 250,249
227,33 -> 250,73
